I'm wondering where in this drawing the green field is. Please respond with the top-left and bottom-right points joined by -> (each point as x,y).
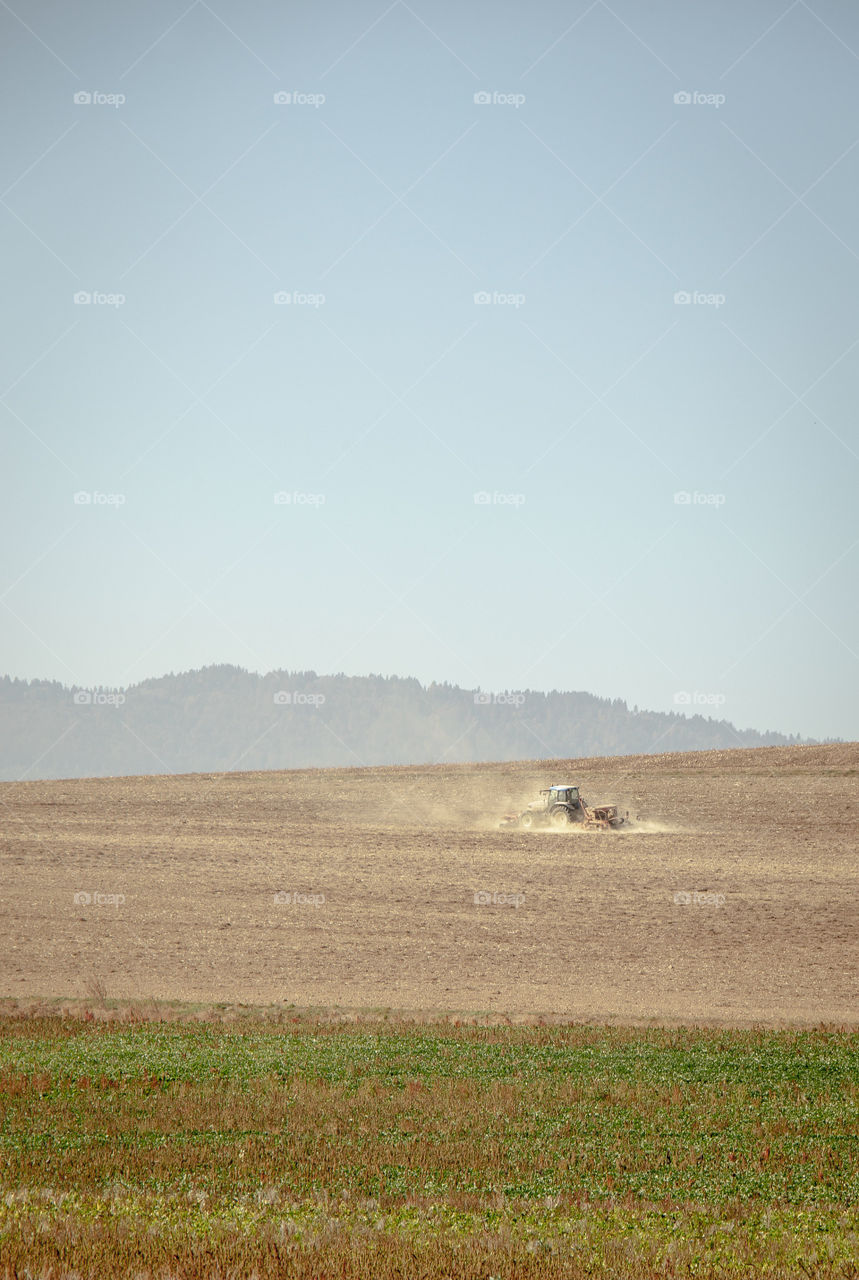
1,1011 -> 857,1277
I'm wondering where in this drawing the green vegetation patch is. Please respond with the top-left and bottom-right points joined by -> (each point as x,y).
1,1016 -> 857,1277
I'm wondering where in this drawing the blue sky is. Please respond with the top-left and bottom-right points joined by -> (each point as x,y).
2,0 -> 858,742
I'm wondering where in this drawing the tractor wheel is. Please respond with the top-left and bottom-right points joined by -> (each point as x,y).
551,807 -> 572,827
519,812 -> 535,829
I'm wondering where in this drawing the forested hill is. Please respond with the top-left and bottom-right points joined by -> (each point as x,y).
0,666 -> 805,780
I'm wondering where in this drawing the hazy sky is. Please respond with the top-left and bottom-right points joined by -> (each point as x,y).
2,0 -> 858,742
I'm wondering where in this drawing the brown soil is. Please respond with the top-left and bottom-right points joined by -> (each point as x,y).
1,744 -> 857,1025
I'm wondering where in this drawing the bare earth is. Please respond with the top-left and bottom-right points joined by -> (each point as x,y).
1,744 -> 857,1026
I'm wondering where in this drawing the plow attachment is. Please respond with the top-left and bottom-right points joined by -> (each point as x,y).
580,803 -> 625,830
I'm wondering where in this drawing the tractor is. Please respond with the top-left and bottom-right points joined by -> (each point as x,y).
499,785 -> 625,831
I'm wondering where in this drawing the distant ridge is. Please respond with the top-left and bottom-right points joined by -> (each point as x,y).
0,665 -> 810,781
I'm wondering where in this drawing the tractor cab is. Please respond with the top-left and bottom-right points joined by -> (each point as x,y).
543,785 -> 581,809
